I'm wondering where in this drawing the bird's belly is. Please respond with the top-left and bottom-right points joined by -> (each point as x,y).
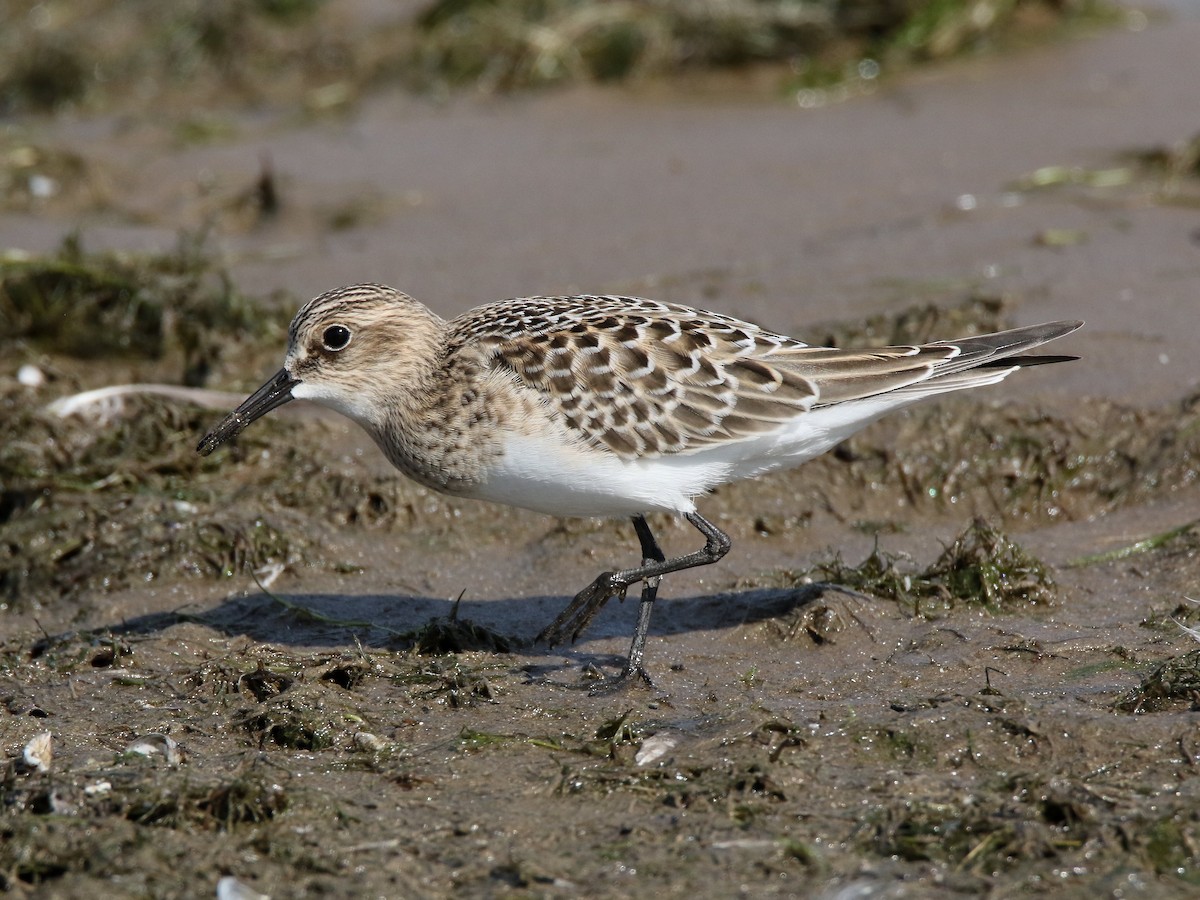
465,395 -> 915,519
467,432 -> 728,518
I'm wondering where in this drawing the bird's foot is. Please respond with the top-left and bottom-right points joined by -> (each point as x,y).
536,571 -> 629,647
571,661 -> 654,695
592,663 -> 654,695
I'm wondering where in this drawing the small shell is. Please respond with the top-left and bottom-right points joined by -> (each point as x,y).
84,780 -> 112,797
22,731 -> 52,773
216,876 -> 270,900
352,731 -> 390,752
635,733 -> 678,766
17,364 -> 45,387
125,733 -> 183,767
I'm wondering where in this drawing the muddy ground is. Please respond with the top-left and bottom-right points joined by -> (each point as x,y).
4,2 -> 1200,898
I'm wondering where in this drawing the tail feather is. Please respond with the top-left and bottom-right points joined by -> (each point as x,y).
803,320 -> 1083,408
927,320 -> 1083,376
974,353 -> 1079,370
889,323 -> 1082,401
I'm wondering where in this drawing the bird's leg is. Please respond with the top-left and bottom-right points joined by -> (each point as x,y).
537,513 -> 731,681
619,515 -> 667,685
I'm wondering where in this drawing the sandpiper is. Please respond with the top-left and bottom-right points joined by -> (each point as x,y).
198,284 -> 1080,685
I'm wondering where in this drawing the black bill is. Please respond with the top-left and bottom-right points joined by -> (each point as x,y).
196,368 -> 299,456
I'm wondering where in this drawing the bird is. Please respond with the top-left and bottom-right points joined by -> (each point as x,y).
197,283 -> 1081,687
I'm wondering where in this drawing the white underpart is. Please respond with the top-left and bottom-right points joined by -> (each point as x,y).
475,365 -> 1019,518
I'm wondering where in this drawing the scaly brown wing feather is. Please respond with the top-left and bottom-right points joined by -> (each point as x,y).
448,295 -> 1080,460
449,295 -> 821,457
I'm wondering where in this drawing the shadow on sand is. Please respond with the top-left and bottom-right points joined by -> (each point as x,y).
61,582 -> 875,675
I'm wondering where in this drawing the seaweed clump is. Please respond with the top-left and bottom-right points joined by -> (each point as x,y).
1116,649 -> 1200,714
800,518 -> 1056,613
0,236 -> 311,608
0,0 -> 341,115
409,0 -> 1116,92
0,1 -> 1117,117
1,233 -> 282,385
0,386 -> 311,607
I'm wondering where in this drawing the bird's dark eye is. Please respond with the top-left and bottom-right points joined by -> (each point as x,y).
322,325 -> 352,352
